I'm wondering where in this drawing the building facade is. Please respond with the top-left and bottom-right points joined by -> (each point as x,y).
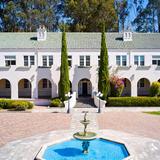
0,29 -> 160,99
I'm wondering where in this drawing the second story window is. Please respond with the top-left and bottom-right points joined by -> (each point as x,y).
68,56 -> 72,67
24,56 -> 35,66
134,55 -> 144,66
79,55 -> 90,67
42,55 -> 53,67
152,56 -> 160,66
5,56 -> 16,66
116,55 -> 127,66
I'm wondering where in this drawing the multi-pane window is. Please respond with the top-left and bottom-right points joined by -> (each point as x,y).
42,55 -> 53,67
24,79 -> 31,88
68,56 -> 72,67
79,56 -> 90,67
80,56 -> 84,66
24,56 -> 35,66
42,79 -> 51,88
134,56 -> 144,66
86,56 -> 90,66
5,80 -> 10,88
116,55 -> 127,66
152,56 -> 160,66
5,56 -> 16,66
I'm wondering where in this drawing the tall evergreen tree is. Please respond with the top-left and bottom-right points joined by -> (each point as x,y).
59,30 -> 70,101
98,24 -> 110,100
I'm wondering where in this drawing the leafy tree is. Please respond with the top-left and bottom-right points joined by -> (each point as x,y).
63,0 -> 118,32
98,24 -> 110,100
59,30 -> 70,101
0,0 -> 59,32
115,0 -> 129,31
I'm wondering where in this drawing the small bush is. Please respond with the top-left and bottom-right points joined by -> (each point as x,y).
150,82 -> 160,97
107,97 -> 160,106
50,98 -> 62,107
0,99 -> 33,110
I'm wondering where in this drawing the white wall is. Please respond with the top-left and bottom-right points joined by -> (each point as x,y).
0,50 -> 160,99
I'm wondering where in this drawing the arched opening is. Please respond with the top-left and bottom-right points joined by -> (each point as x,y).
38,79 -> 52,98
0,79 -> 11,98
122,78 -> 131,96
18,79 -> 31,98
137,78 -> 150,96
78,79 -> 92,97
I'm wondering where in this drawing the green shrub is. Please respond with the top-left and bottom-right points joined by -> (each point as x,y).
50,98 -> 62,107
0,99 -> 13,109
150,82 -> 160,97
0,99 -> 33,110
107,97 -> 160,106
9,101 -> 28,111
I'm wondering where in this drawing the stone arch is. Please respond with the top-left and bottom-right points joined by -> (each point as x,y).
18,79 -> 31,98
137,78 -> 150,96
0,79 -> 11,98
38,79 -> 52,98
122,78 -> 131,96
78,78 -> 92,97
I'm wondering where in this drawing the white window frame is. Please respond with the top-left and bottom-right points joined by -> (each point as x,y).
42,55 -> 53,67
152,55 -> 160,66
134,55 -> 145,66
5,56 -> 16,66
24,55 -> 35,66
79,55 -> 91,67
116,55 -> 127,66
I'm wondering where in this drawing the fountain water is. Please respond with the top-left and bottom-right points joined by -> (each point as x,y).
73,111 -> 97,154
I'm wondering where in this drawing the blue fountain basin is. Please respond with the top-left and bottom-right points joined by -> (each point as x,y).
39,138 -> 130,160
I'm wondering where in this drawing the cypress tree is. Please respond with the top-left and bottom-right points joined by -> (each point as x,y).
98,24 -> 110,100
59,30 -> 70,101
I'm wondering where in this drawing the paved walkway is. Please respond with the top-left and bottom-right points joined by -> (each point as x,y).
0,101 -> 160,160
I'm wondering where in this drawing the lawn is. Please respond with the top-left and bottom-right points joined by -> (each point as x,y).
144,111 -> 160,115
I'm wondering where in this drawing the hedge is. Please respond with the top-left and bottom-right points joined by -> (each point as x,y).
0,99 -> 33,111
50,98 -> 62,107
107,97 -> 160,106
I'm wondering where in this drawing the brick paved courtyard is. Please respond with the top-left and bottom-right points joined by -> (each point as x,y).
0,112 -> 71,146
98,111 -> 160,140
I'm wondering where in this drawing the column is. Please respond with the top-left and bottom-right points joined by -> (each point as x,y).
131,80 -> 137,97
11,80 -> 18,99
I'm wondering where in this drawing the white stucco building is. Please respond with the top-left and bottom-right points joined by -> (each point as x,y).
0,28 -> 160,99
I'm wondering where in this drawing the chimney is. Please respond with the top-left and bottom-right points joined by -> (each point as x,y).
37,25 -> 47,41
123,31 -> 132,41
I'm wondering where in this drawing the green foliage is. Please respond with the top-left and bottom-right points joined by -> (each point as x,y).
63,0 -> 118,32
98,24 -> 110,100
50,98 -> 62,107
144,111 -> 160,115
110,76 -> 124,97
0,99 -> 33,110
0,1 -> 59,31
59,31 -> 70,101
150,82 -> 160,97
107,97 -> 160,106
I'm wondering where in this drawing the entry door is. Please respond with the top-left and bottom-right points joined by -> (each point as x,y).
82,82 -> 88,96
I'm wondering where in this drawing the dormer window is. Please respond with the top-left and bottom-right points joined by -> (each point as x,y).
37,25 -> 47,41
123,31 -> 132,41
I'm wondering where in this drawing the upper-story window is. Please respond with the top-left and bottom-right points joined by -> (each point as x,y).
68,56 -> 72,67
152,56 -> 160,66
5,56 -> 16,66
42,55 -> 53,67
79,55 -> 90,67
134,55 -> 144,66
116,55 -> 127,66
24,56 -> 35,66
